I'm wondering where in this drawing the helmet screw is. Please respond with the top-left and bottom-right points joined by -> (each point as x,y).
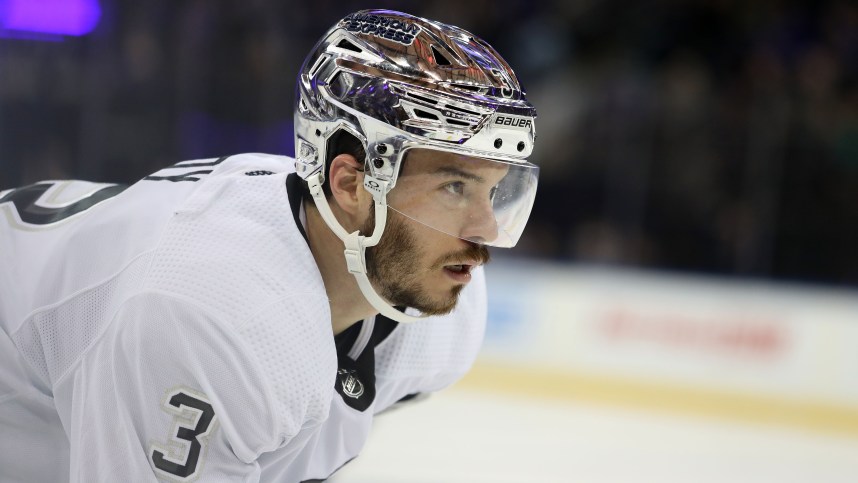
373,157 -> 385,169
517,141 -> 526,152
494,138 -> 503,149
376,143 -> 388,154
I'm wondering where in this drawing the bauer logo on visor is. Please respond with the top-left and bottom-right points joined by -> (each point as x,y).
493,115 -> 533,131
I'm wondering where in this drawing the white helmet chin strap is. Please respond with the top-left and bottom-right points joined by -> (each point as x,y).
306,171 -> 425,324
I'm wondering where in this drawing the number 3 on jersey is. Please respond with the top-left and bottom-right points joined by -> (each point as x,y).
150,388 -> 218,481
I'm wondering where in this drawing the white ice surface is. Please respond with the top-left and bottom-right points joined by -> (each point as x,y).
332,386 -> 858,483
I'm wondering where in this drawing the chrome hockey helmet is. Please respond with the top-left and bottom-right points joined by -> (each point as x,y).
294,9 -> 538,322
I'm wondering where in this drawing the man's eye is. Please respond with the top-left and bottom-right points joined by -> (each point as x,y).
443,181 -> 465,196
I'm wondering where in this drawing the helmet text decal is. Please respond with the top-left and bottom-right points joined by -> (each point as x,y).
493,114 -> 532,130
342,13 -> 420,45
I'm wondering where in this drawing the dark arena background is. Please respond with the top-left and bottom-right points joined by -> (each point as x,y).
2,2 -> 857,481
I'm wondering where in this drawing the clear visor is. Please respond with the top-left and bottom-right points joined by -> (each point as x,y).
384,148 -> 538,248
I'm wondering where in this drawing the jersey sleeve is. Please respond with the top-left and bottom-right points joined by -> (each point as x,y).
52,291 -> 327,482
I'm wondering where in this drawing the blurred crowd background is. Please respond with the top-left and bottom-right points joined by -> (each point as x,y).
1,0 -> 855,286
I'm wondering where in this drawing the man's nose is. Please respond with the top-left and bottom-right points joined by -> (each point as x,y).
460,201 -> 499,244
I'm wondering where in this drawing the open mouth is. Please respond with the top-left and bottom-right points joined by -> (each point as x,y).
445,264 -> 473,274
443,262 -> 477,283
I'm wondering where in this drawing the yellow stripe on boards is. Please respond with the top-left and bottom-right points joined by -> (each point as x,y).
457,362 -> 858,438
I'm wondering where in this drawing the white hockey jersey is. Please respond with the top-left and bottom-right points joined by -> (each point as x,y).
0,154 -> 486,482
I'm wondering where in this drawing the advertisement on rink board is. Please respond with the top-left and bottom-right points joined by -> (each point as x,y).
482,259 -> 858,407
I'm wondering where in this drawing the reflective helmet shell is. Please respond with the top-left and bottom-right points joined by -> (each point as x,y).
294,9 -> 537,188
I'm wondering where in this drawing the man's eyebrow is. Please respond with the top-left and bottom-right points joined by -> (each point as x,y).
433,166 -> 485,183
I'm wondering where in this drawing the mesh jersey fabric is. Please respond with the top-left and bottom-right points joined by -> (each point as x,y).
0,153 -> 487,482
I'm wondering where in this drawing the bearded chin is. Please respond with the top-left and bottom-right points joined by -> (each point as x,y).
362,210 -> 465,317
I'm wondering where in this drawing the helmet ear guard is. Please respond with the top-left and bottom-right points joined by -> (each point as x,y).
295,9 -> 539,323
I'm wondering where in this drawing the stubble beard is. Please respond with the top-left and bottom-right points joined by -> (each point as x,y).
362,209 -> 490,316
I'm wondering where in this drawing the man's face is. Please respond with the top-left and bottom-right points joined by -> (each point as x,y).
362,149 -> 509,315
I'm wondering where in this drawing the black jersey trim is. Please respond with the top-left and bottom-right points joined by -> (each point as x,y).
285,173 -> 309,242
301,456 -> 357,482
397,392 -> 421,403
333,314 -> 400,412
142,156 -> 231,182
0,182 -> 127,225
143,170 -> 213,182
169,156 -> 230,168
333,316 -> 398,363
370,314 -> 399,347
334,320 -> 362,355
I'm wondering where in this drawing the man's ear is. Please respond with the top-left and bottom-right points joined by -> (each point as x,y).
328,153 -> 365,217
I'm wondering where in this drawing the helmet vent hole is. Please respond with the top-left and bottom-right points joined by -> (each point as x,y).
336,38 -> 363,53
451,83 -> 482,92
414,109 -> 440,121
494,138 -> 503,149
308,55 -> 329,78
408,92 -> 438,105
326,72 -> 342,93
431,46 -> 453,66
517,141 -> 526,152
444,103 -> 481,117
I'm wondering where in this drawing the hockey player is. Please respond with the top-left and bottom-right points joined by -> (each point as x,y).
0,9 -> 537,482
